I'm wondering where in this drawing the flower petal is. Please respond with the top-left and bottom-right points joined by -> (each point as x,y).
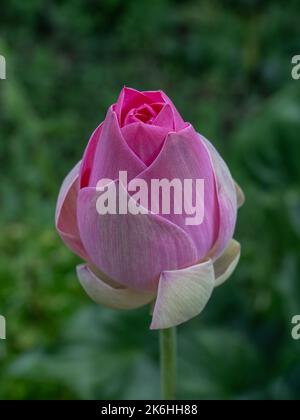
214,239 -> 241,287
79,123 -> 103,188
202,136 -> 237,259
121,122 -> 169,165
77,184 -> 198,291
55,162 -> 88,260
235,182 -> 245,209
142,90 -> 165,103
87,107 -> 146,186
150,259 -> 215,329
77,264 -> 155,310
134,125 -> 219,261
115,87 -> 156,126
159,90 -> 187,130
152,103 -> 174,130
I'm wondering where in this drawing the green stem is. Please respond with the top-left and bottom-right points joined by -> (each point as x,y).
159,327 -> 177,400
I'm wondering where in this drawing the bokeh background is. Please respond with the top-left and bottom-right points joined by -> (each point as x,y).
1,0 -> 300,400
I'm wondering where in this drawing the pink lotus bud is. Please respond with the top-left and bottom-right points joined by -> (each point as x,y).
55,87 -> 244,329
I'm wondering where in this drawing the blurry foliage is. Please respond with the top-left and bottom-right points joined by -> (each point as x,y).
0,0 -> 300,400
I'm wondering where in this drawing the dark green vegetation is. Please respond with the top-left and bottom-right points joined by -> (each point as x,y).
0,0 -> 300,400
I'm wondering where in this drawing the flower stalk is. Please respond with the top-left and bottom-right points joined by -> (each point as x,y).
159,327 -> 177,400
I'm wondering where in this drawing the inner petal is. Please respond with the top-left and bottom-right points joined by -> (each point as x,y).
124,102 -> 164,126
121,122 -> 170,165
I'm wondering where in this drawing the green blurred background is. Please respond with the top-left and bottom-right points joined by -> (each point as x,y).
1,0 -> 300,400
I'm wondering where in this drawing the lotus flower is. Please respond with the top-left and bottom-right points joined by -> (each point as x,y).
55,87 -> 244,329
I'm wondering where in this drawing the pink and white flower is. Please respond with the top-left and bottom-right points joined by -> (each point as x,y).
55,87 -> 244,329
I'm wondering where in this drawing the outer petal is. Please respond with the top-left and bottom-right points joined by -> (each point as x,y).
150,259 -> 215,329
79,123 -> 103,188
235,182 -> 245,209
202,136 -> 237,259
214,239 -> 241,287
87,107 -> 146,187
134,125 -> 219,261
77,264 -> 155,310
55,161 -> 88,261
77,184 -> 198,291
